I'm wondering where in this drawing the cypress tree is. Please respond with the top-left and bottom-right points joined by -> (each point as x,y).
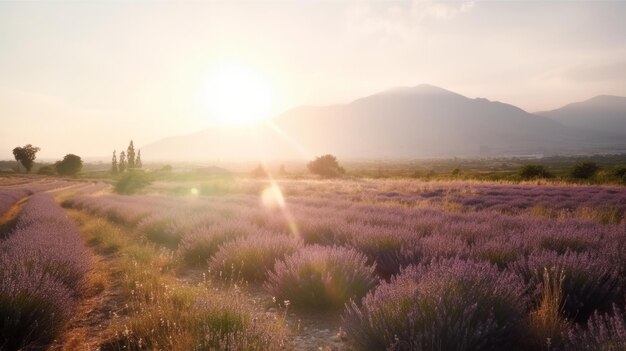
136,149 -> 142,168
119,151 -> 127,173
127,140 -> 136,169
111,150 -> 118,174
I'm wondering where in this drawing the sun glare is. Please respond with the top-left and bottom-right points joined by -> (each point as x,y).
261,183 -> 285,209
203,62 -> 273,127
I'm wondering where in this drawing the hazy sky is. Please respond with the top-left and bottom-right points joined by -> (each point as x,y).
1,1 -> 626,159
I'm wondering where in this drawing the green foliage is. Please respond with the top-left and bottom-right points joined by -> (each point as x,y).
307,154 -> 345,178
451,168 -> 461,176
111,150 -> 118,174
83,217 -> 126,254
135,149 -> 142,168
127,140 -> 136,169
114,171 -> 152,194
37,165 -> 56,176
571,162 -> 599,179
612,167 -> 626,184
12,144 -> 40,173
118,151 -> 127,173
613,167 -> 626,178
519,164 -> 553,180
55,154 -> 83,176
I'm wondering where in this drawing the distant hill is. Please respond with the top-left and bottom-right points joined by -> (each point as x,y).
537,95 -> 626,135
142,85 -> 626,161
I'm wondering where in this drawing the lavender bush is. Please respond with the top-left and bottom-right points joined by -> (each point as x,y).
564,303 -> 626,351
510,250 -> 621,322
343,259 -> 529,351
2,194 -> 90,290
137,213 -> 182,248
209,233 -> 302,282
266,245 -> 378,309
0,193 -> 89,349
0,264 -> 74,349
177,220 -> 258,266
343,223 -> 422,279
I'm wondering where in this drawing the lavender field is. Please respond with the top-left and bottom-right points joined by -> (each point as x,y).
5,1 -> 626,349
1,176 -> 625,350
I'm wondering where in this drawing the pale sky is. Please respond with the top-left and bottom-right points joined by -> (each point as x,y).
1,1 -> 626,159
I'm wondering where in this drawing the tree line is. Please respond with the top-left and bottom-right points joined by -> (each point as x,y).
11,140 -> 142,176
111,140 -> 142,174
12,144 -> 82,176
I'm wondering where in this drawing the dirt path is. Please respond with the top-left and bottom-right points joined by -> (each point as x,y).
287,312 -> 349,351
49,212 -> 126,351
45,182 -> 89,195
51,206 -> 351,351
182,272 -> 351,351
0,196 -> 28,237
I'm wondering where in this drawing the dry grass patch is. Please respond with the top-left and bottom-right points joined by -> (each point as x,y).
529,268 -> 570,350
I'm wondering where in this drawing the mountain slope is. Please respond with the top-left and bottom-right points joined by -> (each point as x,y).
537,95 -> 626,135
142,85 -> 626,161
273,84 -> 617,157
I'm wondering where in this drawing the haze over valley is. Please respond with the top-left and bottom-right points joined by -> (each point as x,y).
3,2 -> 626,351
143,84 -> 626,161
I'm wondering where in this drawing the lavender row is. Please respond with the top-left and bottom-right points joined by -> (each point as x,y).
239,179 -> 626,219
65,192 -> 626,281
65,187 -> 626,349
343,258 -> 626,350
0,193 -> 90,349
0,188 -> 31,217
66,192 -> 626,307
0,178 -> 85,218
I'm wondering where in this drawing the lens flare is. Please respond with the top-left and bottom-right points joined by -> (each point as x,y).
259,176 -> 300,239
261,184 -> 285,209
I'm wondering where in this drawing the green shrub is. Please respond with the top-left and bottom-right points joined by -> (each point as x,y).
37,165 -> 56,176
55,154 -> 83,176
616,167 -> 626,184
519,165 -> 553,180
307,154 -> 345,178
114,171 -> 152,194
571,162 -> 599,179
613,167 -> 626,178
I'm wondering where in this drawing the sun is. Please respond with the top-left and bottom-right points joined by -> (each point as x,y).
203,62 -> 274,127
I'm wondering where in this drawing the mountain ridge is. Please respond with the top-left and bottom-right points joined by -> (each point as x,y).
142,85 -> 626,161
537,95 -> 626,135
